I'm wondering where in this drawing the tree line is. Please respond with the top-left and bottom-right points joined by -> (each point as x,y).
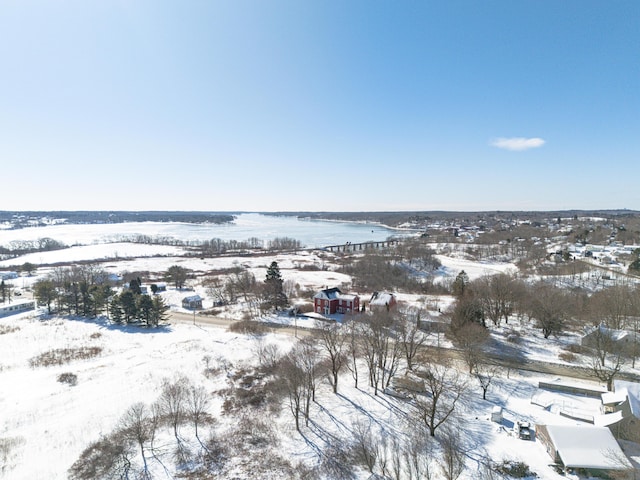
33,264 -> 169,327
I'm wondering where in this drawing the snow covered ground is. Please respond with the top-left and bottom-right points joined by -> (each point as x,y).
2,309 -> 637,480
1,221 -> 639,479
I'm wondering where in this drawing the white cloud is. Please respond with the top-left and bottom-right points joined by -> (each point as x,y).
490,137 -> 545,151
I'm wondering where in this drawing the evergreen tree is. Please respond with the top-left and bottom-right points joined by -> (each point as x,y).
138,295 -> 154,327
150,295 -> 169,327
34,279 -> 57,314
129,277 -> 142,295
452,270 -> 470,297
264,261 -> 287,310
120,290 -> 138,323
110,296 -> 124,323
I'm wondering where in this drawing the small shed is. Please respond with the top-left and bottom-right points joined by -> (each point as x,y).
491,406 -> 503,423
182,295 -> 203,310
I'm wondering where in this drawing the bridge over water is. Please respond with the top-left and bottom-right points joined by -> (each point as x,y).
320,240 -> 398,253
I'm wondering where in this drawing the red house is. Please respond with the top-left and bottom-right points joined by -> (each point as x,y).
313,287 -> 360,315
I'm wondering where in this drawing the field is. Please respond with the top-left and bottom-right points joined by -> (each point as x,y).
1,218 -> 640,479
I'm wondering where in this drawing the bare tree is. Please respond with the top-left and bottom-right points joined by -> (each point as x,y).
403,430 -> 435,480
279,355 -> 305,432
359,312 -> 402,395
474,273 -> 521,326
473,363 -> 500,400
158,376 -> 189,441
119,402 -> 154,478
398,308 -> 428,371
317,322 -> 347,393
451,322 -> 489,374
187,385 -> 212,445
528,282 -> 568,339
279,339 -> 320,429
349,418 -> 379,474
345,320 -> 361,389
414,360 -> 466,436
588,326 -> 625,391
438,427 -> 466,480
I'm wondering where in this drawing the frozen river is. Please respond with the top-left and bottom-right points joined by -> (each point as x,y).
0,213 -> 412,249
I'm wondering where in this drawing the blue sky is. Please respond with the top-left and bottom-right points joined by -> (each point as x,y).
1,1 -> 638,212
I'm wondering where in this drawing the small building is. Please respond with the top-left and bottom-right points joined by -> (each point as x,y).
313,287 -> 359,315
581,324 -> 639,351
182,295 -> 203,310
0,301 -> 35,317
537,424 -> 632,474
369,292 -> 397,311
491,406 -> 503,423
0,271 -> 19,281
152,282 -> 167,292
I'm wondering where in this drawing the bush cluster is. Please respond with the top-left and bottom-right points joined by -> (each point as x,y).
29,346 -> 103,367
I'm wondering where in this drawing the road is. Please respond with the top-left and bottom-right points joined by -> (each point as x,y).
169,312 -> 640,384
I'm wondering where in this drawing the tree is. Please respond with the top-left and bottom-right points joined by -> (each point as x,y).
279,352 -> 306,431
34,279 -> 57,314
165,265 -> 189,290
450,294 -> 486,333
398,308 -> 428,371
118,402 -> 154,476
474,273 -> 521,326
187,384 -> 212,444
68,433 -> 132,480
588,326 -> 625,391
359,312 -> 402,395
137,294 -> 154,327
21,262 -> 37,276
128,277 -> 142,295
452,322 -> 489,374
473,363 -> 500,400
158,376 -> 188,441
264,261 -> 287,310
317,322 -> 347,394
451,270 -> 469,297
150,295 -> 169,327
414,360 -> 466,436
120,290 -> 138,323
528,282 -> 568,339
109,296 -> 124,323
438,427 -> 466,480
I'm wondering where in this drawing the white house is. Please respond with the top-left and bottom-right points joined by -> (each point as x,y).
0,301 -> 35,317
537,424 -> 631,473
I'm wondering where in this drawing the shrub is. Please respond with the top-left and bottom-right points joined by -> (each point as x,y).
0,325 -> 19,335
227,320 -> 268,335
89,332 -> 102,340
505,330 -> 521,343
495,460 -> 536,478
558,352 -> 576,363
57,372 -> 78,386
29,347 -> 103,367
563,343 -> 586,354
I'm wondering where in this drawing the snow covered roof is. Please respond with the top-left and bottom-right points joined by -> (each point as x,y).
369,292 -> 395,306
314,287 -> 341,300
545,425 -> 631,470
602,390 -> 627,406
182,295 -> 202,302
593,411 -> 624,427
614,380 -> 640,418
